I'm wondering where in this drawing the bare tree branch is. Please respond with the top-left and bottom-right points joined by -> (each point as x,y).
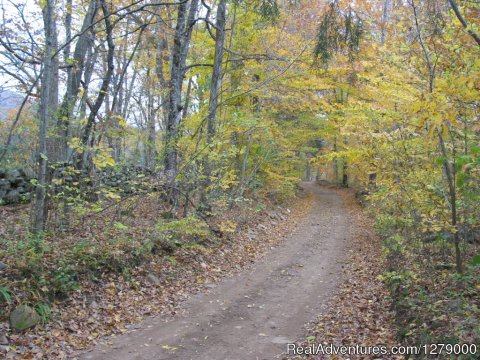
447,0 -> 480,46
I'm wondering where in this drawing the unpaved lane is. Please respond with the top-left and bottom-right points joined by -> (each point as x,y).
81,183 -> 348,360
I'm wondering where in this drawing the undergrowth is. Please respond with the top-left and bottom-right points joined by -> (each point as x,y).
0,213 -> 216,319
375,213 -> 480,359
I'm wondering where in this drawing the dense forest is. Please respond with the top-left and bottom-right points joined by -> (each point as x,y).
0,0 -> 479,358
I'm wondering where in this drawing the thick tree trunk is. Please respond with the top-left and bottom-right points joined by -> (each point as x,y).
33,0 -> 56,233
164,0 -> 199,204
146,68 -> 157,169
200,0 -> 228,204
380,0 -> 391,46
206,0 -> 227,140
155,15 -> 169,128
46,9 -> 60,163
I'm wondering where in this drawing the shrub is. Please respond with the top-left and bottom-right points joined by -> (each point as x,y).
155,216 -> 210,248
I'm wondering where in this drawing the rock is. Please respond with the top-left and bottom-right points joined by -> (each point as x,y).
448,298 -> 462,311
4,190 -> 19,204
0,261 -> 6,271
5,169 -> 20,183
146,273 -> 161,286
257,224 -> 267,230
16,186 -> 25,193
11,177 -> 23,186
0,178 -> 10,189
89,300 -> 99,309
0,334 -> 8,345
0,344 -> 8,354
9,305 -> 40,331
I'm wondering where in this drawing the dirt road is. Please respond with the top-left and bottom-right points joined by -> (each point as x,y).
80,183 -> 348,360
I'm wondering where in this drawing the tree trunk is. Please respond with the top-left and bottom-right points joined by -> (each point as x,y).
447,0 -> 480,46
206,0 -> 227,140
79,0 -> 115,171
164,0 -> 199,204
146,68 -> 157,169
439,133 -> 463,274
333,136 -> 338,184
33,0 -> 56,233
380,0 -> 391,46
201,0 -> 228,204
58,0 -> 97,163
46,6 -> 60,163
305,162 -> 311,181
239,127 -> 253,196
155,14 -> 169,128
342,159 -> 348,187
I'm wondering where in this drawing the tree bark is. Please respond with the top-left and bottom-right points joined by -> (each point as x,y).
439,133 -> 463,274
206,0 -> 227,140
155,14 -> 170,128
146,68 -> 157,169
164,0 -> 199,204
46,6 -> 60,162
200,0 -> 228,204
58,0 -> 98,163
33,0 -> 56,233
380,0 -> 391,46
447,0 -> 480,46
239,127 -> 253,196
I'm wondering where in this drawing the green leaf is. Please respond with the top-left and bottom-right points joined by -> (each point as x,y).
113,222 -> 129,231
435,156 -> 446,166
0,286 -> 12,304
470,255 -> 480,267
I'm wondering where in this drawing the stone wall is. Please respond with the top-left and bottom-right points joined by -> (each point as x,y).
0,169 -> 33,205
0,165 -> 154,205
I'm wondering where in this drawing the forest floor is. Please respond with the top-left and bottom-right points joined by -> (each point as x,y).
1,182 -> 312,358
1,183 -> 400,359
77,183 -> 398,360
